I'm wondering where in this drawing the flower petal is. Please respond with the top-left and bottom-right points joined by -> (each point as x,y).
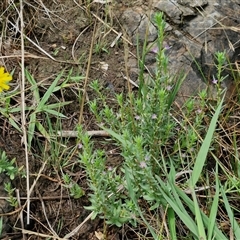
0,67 -> 4,75
0,67 -> 12,92
0,75 -> 12,82
0,83 -> 10,90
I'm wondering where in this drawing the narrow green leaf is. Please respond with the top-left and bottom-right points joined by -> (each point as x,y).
41,101 -> 72,110
189,95 -> 225,187
38,71 -> 64,110
175,186 -> 227,239
44,109 -> 67,118
35,121 -> 50,142
0,217 -> 2,236
25,69 -> 40,104
221,185 -> 240,238
9,118 -> 22,133
167,71 -> 185,109
167,208 -> 177,240
157,185 -> 199,238
28,113 -> 36,148
191,188 -> 206,239
207,164 -> 220,240
101,127 -> 131,147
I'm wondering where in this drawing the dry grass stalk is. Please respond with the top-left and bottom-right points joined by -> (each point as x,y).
19,0 -> 31,226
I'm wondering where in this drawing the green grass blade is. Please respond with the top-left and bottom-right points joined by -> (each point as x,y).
125,167 -> 158,239
158,185 -> 199,238
35,121 -> 50,142
167,207 -> 177,240
207,164 -> 220,240
175,187 -> 227,239
191,188 -> 206,239
101,127 -> 130,147
167,71 -> 185,109
41,101 -> 72,110
28,113 -> 36,148
8,106 -> 28,113
44,109 -> 67,118
189,95 -> 225,187
221,184 -> 240,238
158,165 -> 189,215
8,117 -> 22,133
156,174 -> 199,238
25,69 -> 40,103
38,71 -> 64,110
0,217 -> 2,237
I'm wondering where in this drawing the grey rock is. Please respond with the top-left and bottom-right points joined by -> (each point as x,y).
154,0 -> 183,23
154,0 -> 196,23
176,0 -> 208,8
136,14 -> 158,43
122,0 -> 240,104
121,9 -> 142,37
121,9 -> 157,44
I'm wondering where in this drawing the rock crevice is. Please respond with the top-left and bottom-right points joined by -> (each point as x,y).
122,0 -> 240,103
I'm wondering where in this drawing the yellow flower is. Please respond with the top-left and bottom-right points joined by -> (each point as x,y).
0,67 -> 12,92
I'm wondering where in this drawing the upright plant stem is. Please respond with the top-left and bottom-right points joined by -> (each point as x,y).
79,21 -> 96,124
20,0 -> 30,227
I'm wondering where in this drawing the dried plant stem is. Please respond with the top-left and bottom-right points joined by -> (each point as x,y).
72,25 -> 90,63
16,189 -> 26,240
15,161 -> 47,229
78,21 -> 96,124
15,228 -> 67,240
57,130 -> 110,138
19,0 -> 30,225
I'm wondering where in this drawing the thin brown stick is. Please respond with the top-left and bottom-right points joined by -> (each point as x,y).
57,130 -> 110,138
36,189 -> 58,237
0,207 -> 23,217
16,189 -> 26,240
0,195 -> 72,201
72,25 -> 91,63
19,0 -> 30,225
14,228 -> 67,240
78,22 -> 96,124
14,161 -> 47,227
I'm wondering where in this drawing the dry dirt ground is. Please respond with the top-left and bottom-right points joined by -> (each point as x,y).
0,0 -> 153,239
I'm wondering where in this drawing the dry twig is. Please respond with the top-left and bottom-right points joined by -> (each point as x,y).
19,0 -> 30,225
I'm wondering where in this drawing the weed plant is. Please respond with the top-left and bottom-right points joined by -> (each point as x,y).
77,12 -> 240,239
0,150 -> 19,180
0,150 -> 23,211
1,3 -> 240,238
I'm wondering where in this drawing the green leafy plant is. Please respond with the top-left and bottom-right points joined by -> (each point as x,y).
0,149 -> 22,209
75,11 -> 239,240
62,173 -> 85,199
4,182 -> 18,207
25,69 -> 73,147
78,12 -> 188,231
0,150 -> 19,180
94,42 -> 109,55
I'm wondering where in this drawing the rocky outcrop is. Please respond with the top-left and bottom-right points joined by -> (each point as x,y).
121,0 -> 240,103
